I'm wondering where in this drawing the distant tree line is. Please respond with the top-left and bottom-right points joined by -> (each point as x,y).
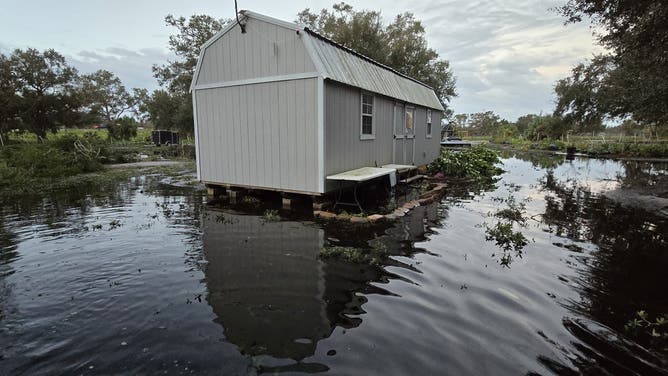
448,111 -> 666,140
0,48 -> 147,143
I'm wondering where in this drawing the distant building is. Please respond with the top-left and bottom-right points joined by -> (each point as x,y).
192,10 -> 444,195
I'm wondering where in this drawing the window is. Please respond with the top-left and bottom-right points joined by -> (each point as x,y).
426,109 -> 433,138
405,107 -> 414,134
360,93 -> 374,139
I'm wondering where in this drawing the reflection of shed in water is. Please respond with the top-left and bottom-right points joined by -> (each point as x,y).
202,212 -> 329,360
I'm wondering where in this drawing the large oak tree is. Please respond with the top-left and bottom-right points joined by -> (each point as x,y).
554,0 -> 668,129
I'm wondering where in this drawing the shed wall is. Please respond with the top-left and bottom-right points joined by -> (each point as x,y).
196,18 -> 316,86
412,107 -> 443,166
324,81 -> 442,185
324,81 -> 394,176
196,77 -> 320,193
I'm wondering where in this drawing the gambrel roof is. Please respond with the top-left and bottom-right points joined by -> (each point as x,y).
192,10 -> 445,111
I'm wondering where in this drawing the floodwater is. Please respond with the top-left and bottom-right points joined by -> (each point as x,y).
1,154 -> 666,375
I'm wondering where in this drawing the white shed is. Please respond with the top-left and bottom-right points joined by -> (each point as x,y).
192,10 -> 444,196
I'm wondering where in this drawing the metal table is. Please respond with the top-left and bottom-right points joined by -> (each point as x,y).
326,167 -> 396,212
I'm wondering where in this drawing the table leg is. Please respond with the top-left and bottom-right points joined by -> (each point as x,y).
353,183 -> 362,212
333,180 -> 343,210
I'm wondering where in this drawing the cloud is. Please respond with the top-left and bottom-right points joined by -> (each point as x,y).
67,47 -> 174,90
415,0 -> 601,120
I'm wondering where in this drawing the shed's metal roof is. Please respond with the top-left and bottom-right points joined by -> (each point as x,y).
303,29 -> 444,111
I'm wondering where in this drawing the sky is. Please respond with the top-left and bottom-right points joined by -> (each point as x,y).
0,0 -> 601,121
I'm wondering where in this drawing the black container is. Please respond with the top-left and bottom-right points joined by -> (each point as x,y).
151,130 -> 180,146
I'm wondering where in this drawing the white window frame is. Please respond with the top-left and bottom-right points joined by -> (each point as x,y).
360,92 -> 375,140
426,109 -> 433,138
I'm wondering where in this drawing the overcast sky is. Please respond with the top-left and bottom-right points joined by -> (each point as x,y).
0,0 -> 600,121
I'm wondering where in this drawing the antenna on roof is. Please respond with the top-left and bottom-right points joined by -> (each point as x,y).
234,0 -> 246,34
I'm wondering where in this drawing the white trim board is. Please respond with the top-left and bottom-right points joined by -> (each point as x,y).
192,72 -> 320,91
317,76 -> 325,193
191,90 -> 202,181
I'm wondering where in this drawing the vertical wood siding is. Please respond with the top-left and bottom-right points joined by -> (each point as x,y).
196,77 -> 320,193
324,82 -> 393,176
324,81 -> 442,190
196,18 -> 316,86
411,107 -> 442,166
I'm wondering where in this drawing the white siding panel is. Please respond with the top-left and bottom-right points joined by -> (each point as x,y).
197,18 -> 316,86
196,77 -> 320,194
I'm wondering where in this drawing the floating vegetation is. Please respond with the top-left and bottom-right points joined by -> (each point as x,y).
428,146 -> 503,179
262,209 -> 281,222
625,310 -> 668,340
215,214 -> 234,224
319,240 -> 389,266
485,195 -> 531,267
240,195 -> 262,208
109,219 -> 122,230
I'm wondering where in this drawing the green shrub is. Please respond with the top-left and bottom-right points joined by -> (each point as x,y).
429,146 -> 503,178
0,134 -> 107,191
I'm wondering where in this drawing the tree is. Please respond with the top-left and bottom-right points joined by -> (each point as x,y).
554,0 -> 668,127
466,111 -> 505,136
145,90 -> 193,135
79,70 -> 141,124
0,53 -> 20,144
515,114 -> 541,136
130,88 -> 150,125
9,48 -> 82,139
107,116 -> 138,141
153,14 -> 227,95
297,3 -> 456,107
151,14 -> 226,136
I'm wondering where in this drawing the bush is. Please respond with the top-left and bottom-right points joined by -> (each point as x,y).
107,117 -> 138,141
429,146 -> 503,178
0,133 -> 107,191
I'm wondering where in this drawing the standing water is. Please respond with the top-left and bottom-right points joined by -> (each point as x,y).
0,154 -> 666,375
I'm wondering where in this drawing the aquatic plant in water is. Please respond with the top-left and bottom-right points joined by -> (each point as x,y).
485,195 -> 531,267
319,240 -> 389,266
428,146 -> 503,179
262,209 -> 281,222
625,310 -> 668,341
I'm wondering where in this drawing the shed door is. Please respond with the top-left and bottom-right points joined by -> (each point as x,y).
404,106 -> 415,165
393,103 -> 405,164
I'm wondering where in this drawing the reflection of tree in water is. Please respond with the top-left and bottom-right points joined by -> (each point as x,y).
616,160 -> 668,196
201,203 -> 443,370
498,150 -> 568,170
538,168 -> 668,372
0,216 -> 18,271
